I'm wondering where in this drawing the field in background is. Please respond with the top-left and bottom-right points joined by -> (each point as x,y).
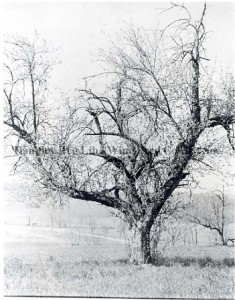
4,224 -> 235,298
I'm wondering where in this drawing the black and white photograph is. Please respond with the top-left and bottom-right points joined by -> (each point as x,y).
2,1 -> 235,299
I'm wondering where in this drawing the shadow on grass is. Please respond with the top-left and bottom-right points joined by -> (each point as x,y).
75,258 -> 130,267
77,256 -> 234,268
152,256 -> 235,268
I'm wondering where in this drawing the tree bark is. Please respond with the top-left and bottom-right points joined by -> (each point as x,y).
129,227 -> 141,263
128,223 -> 152,264
141,226 -> 152,264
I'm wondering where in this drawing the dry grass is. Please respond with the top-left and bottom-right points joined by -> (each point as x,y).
4,243 -> 234,298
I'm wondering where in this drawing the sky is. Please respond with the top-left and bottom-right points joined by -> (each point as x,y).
2,2 -> 235,92
2,1 -> 235,222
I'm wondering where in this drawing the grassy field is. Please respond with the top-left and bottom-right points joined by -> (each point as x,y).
4,225 -> 235,298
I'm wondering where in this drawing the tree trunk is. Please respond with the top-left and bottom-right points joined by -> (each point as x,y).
217,230 -> 227,246
141,227 -> 151,264
128,224 -> 152,264
195,227 -> 198,245
128,227 -> 141,263
221,234 -> 227,246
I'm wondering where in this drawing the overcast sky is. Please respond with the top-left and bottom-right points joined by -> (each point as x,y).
3,2 -> 234,92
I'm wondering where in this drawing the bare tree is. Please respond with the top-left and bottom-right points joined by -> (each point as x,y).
88,217 -> 96,234
101,226 -> 109,237
189,187 -> 234,245
4,5 -> 235,263
4,179 -> 46,226
49,211 -> 54,228
26,209 -> 36,226
166,224 -> 184,247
